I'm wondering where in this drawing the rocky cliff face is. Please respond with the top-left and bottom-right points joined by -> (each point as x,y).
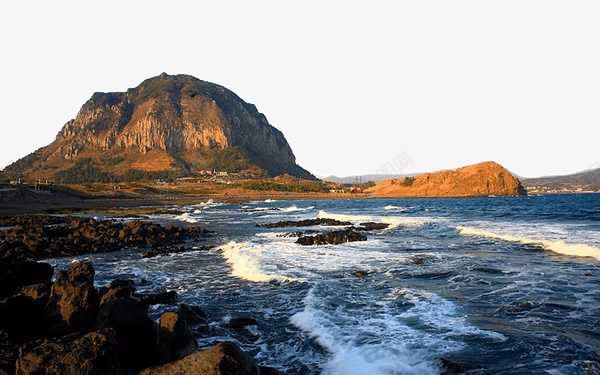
5,73 -> 313,182
366,161 -> 526,197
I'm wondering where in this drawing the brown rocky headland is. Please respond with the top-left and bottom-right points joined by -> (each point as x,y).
366,161 -> 527,197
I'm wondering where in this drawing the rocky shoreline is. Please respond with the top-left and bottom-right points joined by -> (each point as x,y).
0,213 -> 282,375
0,215 -> 212,261
1,260 -> 280,375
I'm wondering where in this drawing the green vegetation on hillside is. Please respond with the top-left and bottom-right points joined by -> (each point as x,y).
238,179 -> 329,193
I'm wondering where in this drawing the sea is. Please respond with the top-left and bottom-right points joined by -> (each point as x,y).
50,194 -> 600,375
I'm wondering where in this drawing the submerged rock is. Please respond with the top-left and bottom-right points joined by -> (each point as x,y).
258,218 -> 351,228
137,290 -> 178,306
352,270 -> 369,278
296,229 -> 367,246
439,357 -> 478,374
227,316 -> 257,330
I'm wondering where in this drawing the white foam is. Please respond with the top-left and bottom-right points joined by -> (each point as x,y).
174,212 -> 199,223
384,205 -> 408,212
264,199 -> 278,203
218,241 -> 293,282
280,205 -> 315,213
317,210 -> 428,228
191,199 -> 223,209
458,226 -> 600,261
291,288 -> 438,375
395,288 -> 506,341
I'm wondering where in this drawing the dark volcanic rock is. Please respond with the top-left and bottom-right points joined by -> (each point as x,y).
258,218 -> 351,228
47,261 -> 98,333
296,229 -> 367,246
96,283 -> 159,368
357,222 -> 390,231
177,304 -> 208,326
0,331 -> 17,375
227,316 -> 257,330
137,290 -> 178,306
440,357 -> 478,374
15,329 -> 119,375
0,260 -> 53,299
158,311 -> 198,363
139,342 -> 265,375
0,215 -> 209,261
352,270 -> 369,278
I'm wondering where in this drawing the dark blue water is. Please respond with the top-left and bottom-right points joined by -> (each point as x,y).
51,194 -> 600,374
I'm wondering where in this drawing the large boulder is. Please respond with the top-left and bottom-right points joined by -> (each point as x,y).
0,294 -> 49,338
158,311 -> 197,363
0,261 -> 53,299
139,342 -> 278,375
96,284 -> 158,368
47,261 -> 98,333
15,329 -> 119,375
0,331 -> 17,375
296,229 -> 367,246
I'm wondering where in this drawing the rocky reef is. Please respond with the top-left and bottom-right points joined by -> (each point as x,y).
0,260 -> 281,375
0,215 -> 211,261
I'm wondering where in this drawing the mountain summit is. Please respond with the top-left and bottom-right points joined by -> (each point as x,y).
5,73 -> 313,182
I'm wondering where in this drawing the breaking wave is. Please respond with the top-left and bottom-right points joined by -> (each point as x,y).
280,205 -> 315,213
174,212 -> 199,223
291,288 -> 439,375
218,241 -> 293,282
317,210 -> 429,228
457,226 -> 600,260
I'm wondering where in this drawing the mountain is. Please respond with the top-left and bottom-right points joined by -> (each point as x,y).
4,73 -> 313,183
522,167 -> 600,192
366,161 -> 526,197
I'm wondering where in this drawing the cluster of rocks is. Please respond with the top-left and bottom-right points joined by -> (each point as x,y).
0,215 -> 211,261
258,218 -> 391,246
0,259 -> 280,375
257,218 -> 351,228
296,229 -> 367,246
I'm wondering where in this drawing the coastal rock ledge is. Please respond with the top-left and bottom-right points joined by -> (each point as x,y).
366,161 -> 526,197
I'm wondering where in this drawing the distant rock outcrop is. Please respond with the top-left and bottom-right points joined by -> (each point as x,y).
4,73 -> 313,182
366,161 -> 526,197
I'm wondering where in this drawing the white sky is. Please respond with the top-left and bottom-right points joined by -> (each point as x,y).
1,1 -> 599,178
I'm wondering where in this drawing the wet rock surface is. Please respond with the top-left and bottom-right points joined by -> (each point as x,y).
296,229 -> 367,246
0,260 -> 281,375
158,311 -> 197,363
257,218 -> 351,228
139,342 -> 280,375
0,215 -> 211,261
356,222 -> 390,231
47,261 -> 99,334
16,329 -> 120,375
